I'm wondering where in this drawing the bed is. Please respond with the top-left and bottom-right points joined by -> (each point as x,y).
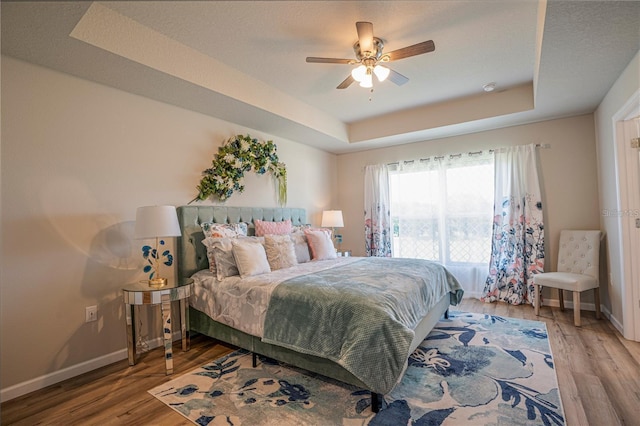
176,205 -> 463,412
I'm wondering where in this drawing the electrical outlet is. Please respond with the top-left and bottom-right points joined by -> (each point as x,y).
85,305 -> 97,323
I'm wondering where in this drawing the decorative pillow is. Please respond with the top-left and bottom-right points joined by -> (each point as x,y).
201,222 -> 248,239
290,231 -> 311,264
291,224 -> 311,233
254,219 -> 292,237
307,227 -> 332,237
232,239 -> 271,278
304,229 -> 337,261
200,223 -> 248,273
264,234 -> 298,271
204,238 -> 239,281
238,235 -> 265,244
201,237 -> 220,274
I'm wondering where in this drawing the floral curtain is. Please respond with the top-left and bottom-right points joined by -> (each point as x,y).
364,164 -> 392,257
481,144 -> 545,305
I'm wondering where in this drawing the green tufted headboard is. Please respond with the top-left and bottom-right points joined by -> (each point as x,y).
176,206 -> 307,279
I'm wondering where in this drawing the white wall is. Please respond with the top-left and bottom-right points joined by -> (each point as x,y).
595,50 -> 640,337
337,114 -> 601,299
0,56 -> 337,396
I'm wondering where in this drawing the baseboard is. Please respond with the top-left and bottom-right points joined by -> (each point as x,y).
600,305 -> 624,335
541,299 -> 626,332
0,349 -> 128,403
542,298 -> 597,311
462,290 -> 483,300
0,332 -> 181,402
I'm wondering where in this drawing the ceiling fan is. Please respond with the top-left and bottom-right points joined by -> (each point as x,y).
306,21 -> 435,89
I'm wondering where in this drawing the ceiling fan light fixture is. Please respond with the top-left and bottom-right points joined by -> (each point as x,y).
351,65 -> 367,82
373,64 -> 390,82
307,21 -> 435,90
359,73 -> 373,88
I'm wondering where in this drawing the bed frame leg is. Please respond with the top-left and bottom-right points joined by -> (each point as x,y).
252,352 -> 257,368
444,308 -> 449,319
371,392 -> 382,413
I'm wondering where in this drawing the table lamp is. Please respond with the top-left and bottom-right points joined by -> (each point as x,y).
134,205 -> 181,288
321,210 -> 344,250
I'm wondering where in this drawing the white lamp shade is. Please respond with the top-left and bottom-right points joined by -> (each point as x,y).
373,64 -> 390,82
134,205 -> 181,239
359,73 -> 373,88
321,210 -> 344,228
351,65 -> 367,82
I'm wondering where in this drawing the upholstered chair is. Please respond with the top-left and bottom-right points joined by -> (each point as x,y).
533,230 -> 602,326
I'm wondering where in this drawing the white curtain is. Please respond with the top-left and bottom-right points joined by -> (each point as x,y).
389,152 -> 494,297
364,164 -> 392,257
482,144 -> 545,305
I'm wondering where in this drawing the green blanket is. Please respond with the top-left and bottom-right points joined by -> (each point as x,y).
262,257 -> 463,394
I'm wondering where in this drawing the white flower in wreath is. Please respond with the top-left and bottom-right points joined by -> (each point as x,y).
192,134 -> 286,205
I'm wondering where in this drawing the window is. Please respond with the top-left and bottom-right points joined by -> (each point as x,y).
389,152 -> 494,296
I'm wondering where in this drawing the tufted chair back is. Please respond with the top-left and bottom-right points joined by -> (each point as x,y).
557,230 -> 601,279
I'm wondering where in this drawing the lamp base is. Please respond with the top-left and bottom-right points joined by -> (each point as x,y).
148,277 -> 168,288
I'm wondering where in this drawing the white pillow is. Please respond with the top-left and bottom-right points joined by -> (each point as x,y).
232,239 -> 271,278
264,234 -> 298,270
304,230 -> 337,261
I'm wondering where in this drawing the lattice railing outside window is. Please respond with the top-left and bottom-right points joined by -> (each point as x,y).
390,154 -> 494,266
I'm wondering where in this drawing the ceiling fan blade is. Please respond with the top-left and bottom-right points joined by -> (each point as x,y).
388,68 -> 409,86
356,21 -> 374,53
337,75 -> 355,89
386,40 -> 435,61
306,57 -> 353,64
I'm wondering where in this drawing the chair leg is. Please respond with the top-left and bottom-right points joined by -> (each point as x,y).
558,289 -> 564,311
534,284 -> 541,316
594,287 -> 602,320
573,291 -> 581,326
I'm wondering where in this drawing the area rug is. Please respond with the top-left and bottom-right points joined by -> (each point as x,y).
149,311 -> 565,425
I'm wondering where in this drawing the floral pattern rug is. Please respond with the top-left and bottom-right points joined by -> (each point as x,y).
149,311 -> 565,425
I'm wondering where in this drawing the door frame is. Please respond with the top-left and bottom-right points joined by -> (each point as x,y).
613,88 -> 640,341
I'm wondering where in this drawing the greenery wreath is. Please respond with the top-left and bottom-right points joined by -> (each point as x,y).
190,134 -> 287,205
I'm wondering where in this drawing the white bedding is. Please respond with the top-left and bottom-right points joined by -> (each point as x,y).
190,257 -> 361,337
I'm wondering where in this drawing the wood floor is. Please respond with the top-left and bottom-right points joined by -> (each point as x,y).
2,298 -> 639,425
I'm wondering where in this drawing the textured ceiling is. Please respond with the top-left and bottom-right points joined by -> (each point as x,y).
2,1 -> 639,153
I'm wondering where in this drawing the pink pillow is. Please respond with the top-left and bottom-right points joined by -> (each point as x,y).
304,229 -> 337,261
254,219 -> 292,236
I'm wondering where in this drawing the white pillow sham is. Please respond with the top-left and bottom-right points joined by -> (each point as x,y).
232,239 -> 271,278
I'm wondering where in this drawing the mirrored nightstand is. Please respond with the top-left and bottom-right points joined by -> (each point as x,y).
122,278 -> 194,375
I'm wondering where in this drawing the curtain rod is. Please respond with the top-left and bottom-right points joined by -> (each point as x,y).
384,143 -> 551,167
